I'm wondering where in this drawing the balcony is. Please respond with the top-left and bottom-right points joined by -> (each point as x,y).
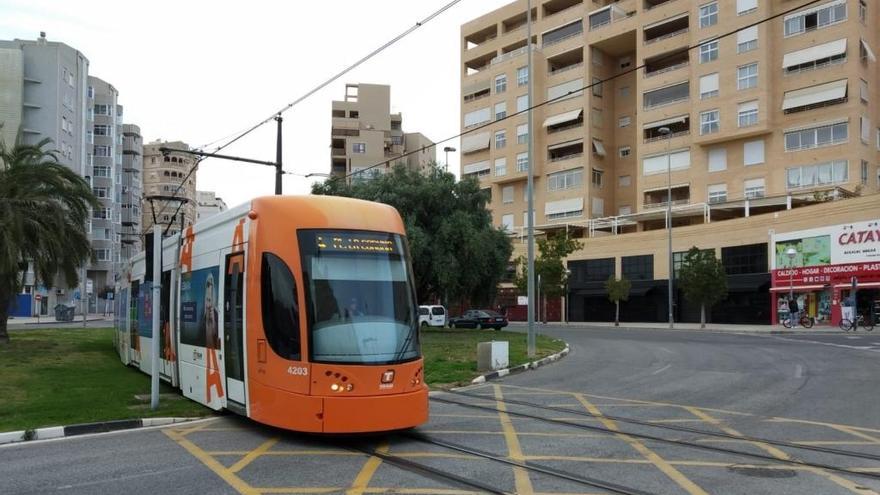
644,185 -> 690,209
643,115 -> 690,143
465,51 -> 496,76
643,49 -> 689,78
501,7 -> 537,35
643,81 -> 690,110
465,24 -> 498,50
644,14 -> 688,45
547,140 -> 584,162
542,20 -> 583,48
491,43 -> 538,66
543,0 -> 583,19
644,0 -> 676,9
548,47 -> 584,77
588,4 -> 630,31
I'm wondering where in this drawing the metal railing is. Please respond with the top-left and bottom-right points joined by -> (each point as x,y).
643,95 -> 690,110
542,29 -> 583,48
549,61 -> 584,76
643,198 -> 690,209
643,60 -> 689,78
547,120 -> 584,134
783,56 -> 846,76
548,152 -> 583,163
491,44 -> 539,66
643,129 -> 689,143
644,27 -> 689,45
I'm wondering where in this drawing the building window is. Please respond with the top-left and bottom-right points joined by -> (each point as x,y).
94,104 -> 109,115
738,101 -> 759,127
784,121 -> 847,151
93,249 -> 110,262
787,161 -> 849,189
351,143 -> 366,154
592,77 -> 603,97
591,168 -> 603,188
93,187 -> 107,198
517,124 -> 528,144
570,258 -> 615,282
737,26 -> 758,53
464,107 -> 492,128
591,197 -> 604,217
622,255 -> 653,281
699,73 -> 719,99
619,175 -> 631,187
860,0 -> 867,22
860,79 -> 869,103
743,178 -> 765,199
618,116 -> 631,128
516,94 -> 529,113
495,130 -> 507,149
699,40 -> 719,63
861,160 -> 869,185
721,243 -> 767,275
517,66 -> 529,86
548,168 -> 583,191
708,184 -> 727,204
619,86 -> 630,97
736,0 -> 757,16
87,86 -> 94,99
643,81 -> 690,109
592,47 -> 603,66
618,146 -> 631,158
502,185 -> 514,203
501,214 -> 514,231
94,145 -> 110,157
737,63 -> 758,90
516,152 -> 529,172
495,157 -> 507,176
700,2 -> 718,28
707,148 -> 727,172
700,110 -> 720,135
785,1 -> 847,37
391,135 -> 403,145
495,74 -> 507,94
495,102 -> 507,120
93,124 -> 109,136
743,139 -> 765,166
591,108 -> 602,127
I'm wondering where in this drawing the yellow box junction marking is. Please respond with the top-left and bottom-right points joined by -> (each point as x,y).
346,440 -> 389,495
493,384 -> 535,495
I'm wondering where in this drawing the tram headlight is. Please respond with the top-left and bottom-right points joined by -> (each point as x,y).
330,383 -> 341,392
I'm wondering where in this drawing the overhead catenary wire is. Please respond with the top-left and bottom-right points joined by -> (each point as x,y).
342,0 -> 823,181
142,0 -> 465,236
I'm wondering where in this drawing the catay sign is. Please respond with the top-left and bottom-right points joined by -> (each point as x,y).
772,220 -> 880,270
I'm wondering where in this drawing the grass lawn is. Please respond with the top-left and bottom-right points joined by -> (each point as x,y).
420,328 -> 566,388
0,327 -> 211,433
0,326 -> 566,432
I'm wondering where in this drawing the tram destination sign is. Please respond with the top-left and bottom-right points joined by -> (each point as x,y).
315,231 -> 400,254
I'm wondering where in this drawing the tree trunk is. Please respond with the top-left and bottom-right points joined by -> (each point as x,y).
615,300 -> 620,326
700,304 -> 706,329
0,286 -> 10,344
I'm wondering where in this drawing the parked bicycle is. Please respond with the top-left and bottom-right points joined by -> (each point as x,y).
781,314 -> 814,329
839,314 -> 874,332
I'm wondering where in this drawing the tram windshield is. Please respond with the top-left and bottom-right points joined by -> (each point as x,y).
298,229 -> 420,364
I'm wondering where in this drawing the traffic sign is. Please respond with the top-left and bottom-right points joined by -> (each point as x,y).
35,294 -> 42,301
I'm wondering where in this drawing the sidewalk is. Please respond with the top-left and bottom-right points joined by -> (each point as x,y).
6,314 -> 113,327
508,321 -> 839,334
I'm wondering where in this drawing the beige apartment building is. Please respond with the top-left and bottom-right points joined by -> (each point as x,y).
141,140 -> 198,236
330,83 -> 435,179
460,0 -> 880,324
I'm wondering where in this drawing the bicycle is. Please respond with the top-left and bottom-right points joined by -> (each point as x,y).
781,314 -> 814,329
839,314 -> 874,332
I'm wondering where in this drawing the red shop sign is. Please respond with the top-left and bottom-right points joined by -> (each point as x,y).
772,261 -> 880,287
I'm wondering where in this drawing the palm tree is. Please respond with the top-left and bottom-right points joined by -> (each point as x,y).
0,136 -> 98,344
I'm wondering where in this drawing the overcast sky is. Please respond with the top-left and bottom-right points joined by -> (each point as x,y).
0,0 -> 511,207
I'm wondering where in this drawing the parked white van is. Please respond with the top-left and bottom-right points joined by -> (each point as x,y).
418,305 -> 447,327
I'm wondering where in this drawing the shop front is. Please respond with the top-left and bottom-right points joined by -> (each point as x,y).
771,220 -> 880,326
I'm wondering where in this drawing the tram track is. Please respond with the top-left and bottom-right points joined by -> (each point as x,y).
430,394 -> 880,482
349,432 -> 652,495
446,390 -> 880,463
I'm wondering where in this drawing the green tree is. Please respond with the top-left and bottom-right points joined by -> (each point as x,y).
312,163 -> 512,307
515,232 -> 583,321
605,275 -> 631,327
0,136 -> 98,343
678,246 -> 728,328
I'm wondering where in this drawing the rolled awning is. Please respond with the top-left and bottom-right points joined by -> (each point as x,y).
463,160 -> 490,175
545,197 -> 583,216
543,109 -> 583,127
861,39 -> 877,62
782,38 -> 846,69
592,139 -> 606,157
461,132 -> 491,154
782,79 -> 847,111
548,139 -> 582,151
643,115 -> 688,129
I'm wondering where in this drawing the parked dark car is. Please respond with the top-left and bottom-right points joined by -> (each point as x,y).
448,309 -> 508,330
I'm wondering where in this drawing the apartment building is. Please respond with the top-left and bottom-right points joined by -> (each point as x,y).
141,140 -> 198,235
120,124 -> 143,264
330,83 -> 435,179
461,0 -> 880,324
196,190 -> 229,221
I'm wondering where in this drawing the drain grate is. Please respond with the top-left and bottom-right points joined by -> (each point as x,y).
728,465 -> 798,479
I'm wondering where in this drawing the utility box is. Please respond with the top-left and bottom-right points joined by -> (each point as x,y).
477,341 -> 509,372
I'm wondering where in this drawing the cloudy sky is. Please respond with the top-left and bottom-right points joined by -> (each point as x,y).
0,0 -> 511,207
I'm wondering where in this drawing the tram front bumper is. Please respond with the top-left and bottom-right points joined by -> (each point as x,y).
322,386 -> 429,433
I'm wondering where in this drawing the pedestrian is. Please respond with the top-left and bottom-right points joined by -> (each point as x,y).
788,297 -> 800,328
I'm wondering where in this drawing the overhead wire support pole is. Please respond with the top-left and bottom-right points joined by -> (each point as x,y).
526,0 -> 536,358
275,114 -> 283,195
150,224 -> 161,411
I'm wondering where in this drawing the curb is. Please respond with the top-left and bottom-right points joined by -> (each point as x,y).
471,344 -> 570,384
506,323 -> 841,336
0,417 -> 198,446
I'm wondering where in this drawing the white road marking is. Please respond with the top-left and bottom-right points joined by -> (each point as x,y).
794,364 -> 804,378
658,347 -> 674,355
770,336 -> 880,353
652,364 -> 672,375
845,336 -> 862,340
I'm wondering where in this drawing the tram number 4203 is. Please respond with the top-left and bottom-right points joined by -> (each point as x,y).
287,366 -> 309,376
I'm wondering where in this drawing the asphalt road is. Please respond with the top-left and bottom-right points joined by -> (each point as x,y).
2,326 -> 879,495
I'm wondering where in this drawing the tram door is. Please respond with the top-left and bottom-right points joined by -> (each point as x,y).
223,251 -> 246,407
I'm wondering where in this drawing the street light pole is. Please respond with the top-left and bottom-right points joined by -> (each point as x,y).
526,0 -> 536,357
443,146 -> 456,172
659,127 -> 674,329
275,114 -> 283,195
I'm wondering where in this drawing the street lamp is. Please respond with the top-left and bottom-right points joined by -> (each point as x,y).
659,126 -> 674,329
443,146 -> 456,172
786,247 -> 797,300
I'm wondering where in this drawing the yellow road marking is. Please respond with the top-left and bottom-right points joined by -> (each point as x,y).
494,384 -> 535,495
575,394 -> 710,495
363,488 -> 484,494
230,438 -> 280,473
420,429 -> 605,438
686,407 -> 879,495
171,417 -> 224,436
163,428 -> 257,495
347,441 -> 389,495
765,417 -> 880,434
208,450 -> 360,457
828,424 -> 880,444
429,413 -> 498,419
256,488 -> 342,494
794,440 -> 879,446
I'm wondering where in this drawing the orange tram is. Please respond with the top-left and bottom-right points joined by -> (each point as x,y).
114,196 -> 428,433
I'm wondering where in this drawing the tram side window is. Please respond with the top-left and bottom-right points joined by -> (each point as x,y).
261,253 -> 301,360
